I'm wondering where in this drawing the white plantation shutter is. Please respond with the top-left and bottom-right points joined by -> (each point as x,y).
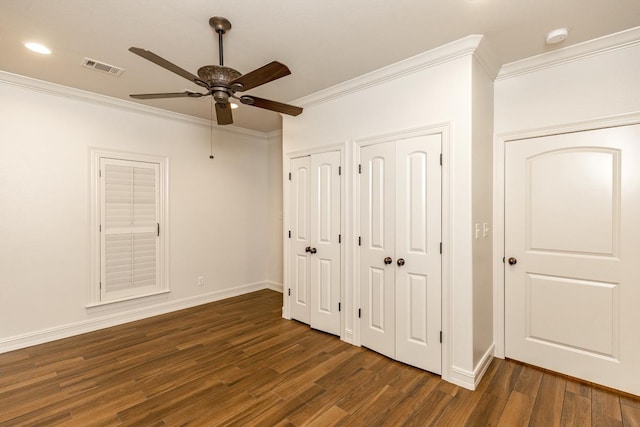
100,158 -> 161,301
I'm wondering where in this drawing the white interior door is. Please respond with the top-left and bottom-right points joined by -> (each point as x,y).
395,134 -> 442,373
360,141 -> 396,358
505,124 -> 640,396
309,151 -> 341,336
289,156 -> 311,324
360,134 -> 442,373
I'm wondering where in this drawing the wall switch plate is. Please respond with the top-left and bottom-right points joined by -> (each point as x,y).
197,276 -> 204,286
475,223 -> 480,239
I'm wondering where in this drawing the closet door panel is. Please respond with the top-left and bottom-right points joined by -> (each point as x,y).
360,142 -> 395,358
289,156 -> 311,324
395,134 -> 442,373
310,151 -> 341,336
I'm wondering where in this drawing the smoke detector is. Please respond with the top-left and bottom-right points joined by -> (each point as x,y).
546,28 -> 569,45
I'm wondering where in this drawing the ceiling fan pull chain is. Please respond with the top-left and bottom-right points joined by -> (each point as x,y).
209,97 -> 215,159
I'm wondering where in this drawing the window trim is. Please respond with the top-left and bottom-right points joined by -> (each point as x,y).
88,148 -> 169,307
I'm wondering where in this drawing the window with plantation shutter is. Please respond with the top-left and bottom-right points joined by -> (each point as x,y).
98,157 -> 164,302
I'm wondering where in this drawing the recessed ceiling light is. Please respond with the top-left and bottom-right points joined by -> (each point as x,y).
546,28 -> 569,45
24,42 -> 51,55
230,102 -> 239,109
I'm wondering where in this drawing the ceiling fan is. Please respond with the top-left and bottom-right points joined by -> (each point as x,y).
128,16 -> 302,125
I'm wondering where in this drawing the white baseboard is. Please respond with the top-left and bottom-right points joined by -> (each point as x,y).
0,281 -> 277,354
265,281 -> 283,293
448,344 -> 495,390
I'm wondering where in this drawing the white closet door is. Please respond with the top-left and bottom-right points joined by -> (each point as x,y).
395,134 -> 442,373
505,124 -> 640,396
360,141 -> 396,358
309,151 -> 341,336
289,156 -> 311,324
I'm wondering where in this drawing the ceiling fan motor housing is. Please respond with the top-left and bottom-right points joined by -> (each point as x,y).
198,65 -> 242,103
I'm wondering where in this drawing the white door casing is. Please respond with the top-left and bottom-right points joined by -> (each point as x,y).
505,124 -> 640,396
309,151 -> 341,335
360,134 -> 442,373
289,152 -> 341,336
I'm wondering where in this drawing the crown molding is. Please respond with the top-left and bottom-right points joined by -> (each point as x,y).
474,36 -> 501,79
0,70 -> 268,140
294,35 -> 485,108
497,26 -> 640,81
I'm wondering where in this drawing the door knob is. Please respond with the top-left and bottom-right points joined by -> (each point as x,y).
305,246 -> 311,253
310,247 -> 317,254
508,257 -> 517,265
384,257 -> 392,265
397,258 -> 405,266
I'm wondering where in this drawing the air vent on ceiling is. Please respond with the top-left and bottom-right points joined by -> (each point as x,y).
81,58 -> 125,76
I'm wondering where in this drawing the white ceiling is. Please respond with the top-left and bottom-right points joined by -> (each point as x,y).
2,0 -> 639,133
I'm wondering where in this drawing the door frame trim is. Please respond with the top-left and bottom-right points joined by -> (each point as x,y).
493,112 -> 640,358
353,122 -> 451,380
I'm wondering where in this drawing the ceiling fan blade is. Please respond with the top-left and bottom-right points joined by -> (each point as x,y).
240,96 -> 303,116
230,61 -> 291,92
129,47 -> 208,88
130,91 -> 207,99
215,102 -> 233,125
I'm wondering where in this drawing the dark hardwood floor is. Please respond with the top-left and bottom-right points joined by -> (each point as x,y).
1,289 -> 639,426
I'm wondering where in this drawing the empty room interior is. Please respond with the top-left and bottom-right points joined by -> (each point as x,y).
1,1 -> 640,425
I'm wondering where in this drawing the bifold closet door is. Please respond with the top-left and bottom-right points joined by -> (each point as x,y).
309,151 -> 341,336
289,156 -> 311,324
289,152 -> 341,336
360,134 -> 442,374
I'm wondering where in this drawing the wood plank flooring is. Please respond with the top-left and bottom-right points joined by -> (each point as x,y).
1,289 -> 638,426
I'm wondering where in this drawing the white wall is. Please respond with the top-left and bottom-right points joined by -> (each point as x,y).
495,32 -> 640,134
0,74 -> 273,351
471,57 -> 495,367
282,36 -> 497,388
266,132 -> 284,287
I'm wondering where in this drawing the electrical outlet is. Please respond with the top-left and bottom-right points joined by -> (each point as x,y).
483,222 -> 490,238
197,276 -> 204,286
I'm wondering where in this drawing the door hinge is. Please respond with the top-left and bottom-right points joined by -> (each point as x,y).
338,166 -> 341,176
288,172 -> 291,181
99,169 -> 102,178
157,223 -> 160,237
440,331 -> 443,343
338,302 -> 341,312
288,230 -> 291,238
440,154 -> 443,166
439,242 -> 442,254
358,308 -> 361,318
358,236 -> 361,246
288,288 -> 291,296
99,224 -> 101,232
358,164 -> 362,174
99,281 -> 102,290
338,234 -> 341,243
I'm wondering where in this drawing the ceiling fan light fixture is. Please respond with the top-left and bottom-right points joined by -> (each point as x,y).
230,102 -> 239,109
24,42 -> 51,55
